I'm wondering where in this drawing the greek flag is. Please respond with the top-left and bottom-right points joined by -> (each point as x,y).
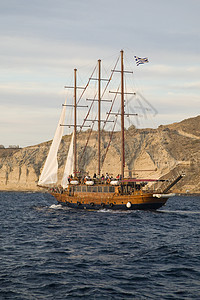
134,56 -> 149,66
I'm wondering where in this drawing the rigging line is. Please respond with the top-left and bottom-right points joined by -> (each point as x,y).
80,92 -> 97,131
101,55 -> 120,98
80,55 -> 120,130
77,65 -> 97,105
102,85 -> 120,130
79,120 -> 96,165
101,115 -> 118,167
79,55 -> 120,168
135,98 -> 147,119
137,91 -> 158,116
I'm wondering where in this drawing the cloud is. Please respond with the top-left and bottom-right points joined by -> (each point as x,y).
171,82 -> 200,91
0,0 -> 200,147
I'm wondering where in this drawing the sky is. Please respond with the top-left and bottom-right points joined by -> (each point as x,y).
1,0 -> 200,147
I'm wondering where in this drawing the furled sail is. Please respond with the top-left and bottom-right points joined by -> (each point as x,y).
61,131 -> 74,189
38,101 -> 67,186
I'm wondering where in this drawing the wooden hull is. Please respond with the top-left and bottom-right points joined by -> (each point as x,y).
51,190 -> 168,210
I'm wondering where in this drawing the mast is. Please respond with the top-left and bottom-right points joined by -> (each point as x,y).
120,50 -> 125,179
86,60 -> 110,175
109,50 -> 135,178
64,70 -> 88,179
74,68 -> 77,177
98,59 -> 101,176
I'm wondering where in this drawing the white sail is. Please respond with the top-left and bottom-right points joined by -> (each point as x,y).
38,101 -> 67,186
61,131 -> 74,189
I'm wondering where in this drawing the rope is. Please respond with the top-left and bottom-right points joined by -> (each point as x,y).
77,65 -> 97,105
79,120 -> 95,164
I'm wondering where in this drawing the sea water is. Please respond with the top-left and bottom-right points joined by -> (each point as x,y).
0,192 -> 199,299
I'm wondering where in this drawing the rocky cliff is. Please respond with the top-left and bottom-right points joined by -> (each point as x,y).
0,115 -> 200,193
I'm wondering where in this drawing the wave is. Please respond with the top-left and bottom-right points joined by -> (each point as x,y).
97,208 -> 134,214
49,204 -> 63,209
158,209 -> 200,215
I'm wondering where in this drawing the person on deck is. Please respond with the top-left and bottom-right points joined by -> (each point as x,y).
101,174 -> 104,183
105,173 -> 109,180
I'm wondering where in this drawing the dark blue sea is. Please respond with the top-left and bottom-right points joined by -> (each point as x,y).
0,192 -> 199,299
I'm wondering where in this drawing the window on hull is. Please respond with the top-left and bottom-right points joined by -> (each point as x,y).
73,185 -> 115,193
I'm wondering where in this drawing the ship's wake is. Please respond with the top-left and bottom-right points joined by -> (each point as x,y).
158,209 -> 200,215
49,204 -> 64,209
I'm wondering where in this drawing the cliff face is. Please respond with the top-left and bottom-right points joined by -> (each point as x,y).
0,115 -> 200,193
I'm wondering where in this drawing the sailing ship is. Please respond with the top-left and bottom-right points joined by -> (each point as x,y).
38,50 -> 183,210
